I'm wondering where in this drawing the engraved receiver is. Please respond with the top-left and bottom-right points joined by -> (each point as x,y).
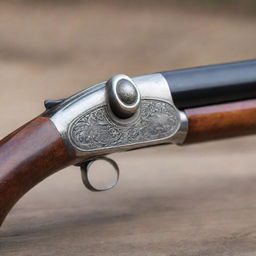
44,73 -> 188,191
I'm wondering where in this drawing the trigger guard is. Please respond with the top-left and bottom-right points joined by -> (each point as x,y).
80,157 -> 120,192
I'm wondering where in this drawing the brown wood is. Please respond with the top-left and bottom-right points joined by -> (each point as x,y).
184,99 -> 256,143
0,117 -> 74,226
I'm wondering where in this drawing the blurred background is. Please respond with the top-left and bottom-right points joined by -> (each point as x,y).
1,1 -> 256,255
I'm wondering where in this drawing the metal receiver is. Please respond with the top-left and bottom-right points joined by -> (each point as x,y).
44,73 -> 188,191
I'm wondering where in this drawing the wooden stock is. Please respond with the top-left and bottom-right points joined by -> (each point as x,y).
184,99 -> 256,143
0,117 -> 73,226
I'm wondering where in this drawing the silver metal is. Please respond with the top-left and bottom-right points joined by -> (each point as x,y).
107,74 -> 140,118
69,99 -> 180,151
44,73 -> 188,163
80,157 -> 119,192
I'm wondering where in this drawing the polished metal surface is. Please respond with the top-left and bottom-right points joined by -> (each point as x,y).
107,74 -> 140,118
44,73 -> 188,164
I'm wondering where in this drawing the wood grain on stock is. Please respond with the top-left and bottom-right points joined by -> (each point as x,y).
184,99 -> 256,143
0,117 -> 73,226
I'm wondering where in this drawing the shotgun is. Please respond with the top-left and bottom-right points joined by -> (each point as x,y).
1,59 -> 256,226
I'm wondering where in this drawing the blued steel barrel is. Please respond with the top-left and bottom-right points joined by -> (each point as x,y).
161,60 -> 256,109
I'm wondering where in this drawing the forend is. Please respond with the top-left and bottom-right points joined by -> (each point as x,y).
43,73 -> 188,164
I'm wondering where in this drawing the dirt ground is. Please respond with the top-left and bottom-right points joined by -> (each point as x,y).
1,1 -> 256,255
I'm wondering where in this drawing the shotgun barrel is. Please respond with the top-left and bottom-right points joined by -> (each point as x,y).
162,60 -> 256,108
1,60 -> 256,226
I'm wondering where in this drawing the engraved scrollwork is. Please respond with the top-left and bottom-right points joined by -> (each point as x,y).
69,99 -> 180,151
